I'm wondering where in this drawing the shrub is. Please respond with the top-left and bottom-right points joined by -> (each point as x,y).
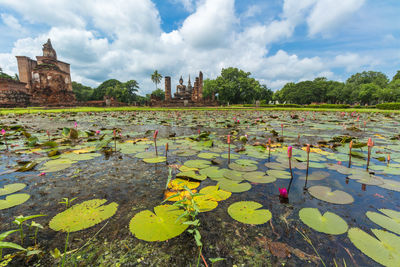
376,103 -> 400,110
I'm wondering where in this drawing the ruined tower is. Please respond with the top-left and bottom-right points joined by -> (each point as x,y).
198,71 -> 203,100
164,76 -> 171,101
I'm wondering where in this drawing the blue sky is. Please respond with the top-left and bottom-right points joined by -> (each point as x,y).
0,0 -> 399,94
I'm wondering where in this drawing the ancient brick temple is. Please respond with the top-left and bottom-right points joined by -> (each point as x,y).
12,39 -> 76,106
152,71 -> 215,106
0,77 -> 30,107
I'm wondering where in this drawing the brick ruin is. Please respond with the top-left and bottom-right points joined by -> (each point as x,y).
152,71 -> 216,107
0,39 -> 76,107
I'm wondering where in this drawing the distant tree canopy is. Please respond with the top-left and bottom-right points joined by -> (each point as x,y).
203,67 -> 273,104
150,88 -> 165,100
274,70 -> 400,105
73,79 -> 139,103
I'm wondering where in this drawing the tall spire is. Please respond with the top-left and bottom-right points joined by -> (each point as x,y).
188,74 -> 191,86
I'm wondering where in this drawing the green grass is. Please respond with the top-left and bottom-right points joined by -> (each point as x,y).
0,106 -> 399,115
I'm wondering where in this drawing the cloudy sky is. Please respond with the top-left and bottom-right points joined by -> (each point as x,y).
0,0 -> 399,95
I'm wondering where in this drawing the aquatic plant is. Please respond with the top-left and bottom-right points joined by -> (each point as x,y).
59,197 -> 77,209
366,138 -> 374,170
0,194 -> 30,210
348,140 -> 353,168
0,230 -> 26,260
299,208 -> 348,235
296,228 -> 326,267
279,188 -> 288,199
304,144 -> 310,189
1,129 -> 8,150
113,129 -> 117,152
228,201 -> 272,224
153,130 -> 159,156
308,186 -> 354,204
13,214 -> 46,245
227,134 -> 231,163
29,221 -> 43,246
0,183 -> 26,196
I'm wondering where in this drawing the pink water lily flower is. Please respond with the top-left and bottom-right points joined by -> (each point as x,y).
95,130 -> 101,135
74,122 -> 78,128
279,188 -> 288,198
1,129 -> 5,136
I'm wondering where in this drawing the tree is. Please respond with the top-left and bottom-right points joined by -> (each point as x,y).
92,79 -> 139,103
150,88 -> 165,100
205,67 -> 273,104
358,83 -> 380,105
72,82 -> 94,102
151,70 -> 162,91
392,70 -> 400,82
92,79 -> 122,100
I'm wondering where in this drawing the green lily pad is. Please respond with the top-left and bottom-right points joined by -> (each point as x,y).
183,160 -> 211,169
348,228 -> 400,266
61,152 -> 101,161
129,205 -> 188,242
199,167 -> 226,180
199,186 -> 231,201
379,179 -> 400,192
223,169 -> 244,181
267,170 -> 292,179
172,150 -> 198,157
235,159 -> 258,166
198,152 -> 219,159
228,163 -> 257,172
218,179 -> 251,193
0,183 -> 26,196
299,208 -> 348,235
243,172 -> 276,183
0,193 -> 30,210
228,201 -> 272,225
135,151 -> 158,159
264,162 -> 286,170
143,156 -> 167,163
308,186 -> 354,204
299,171 -> 330,181
220,153 -> 240,159
39,158 -> 74,172
176,171 -> 207,181
49,199 -> 118,232
193,195 -> 218,212
366,209 -> 400,235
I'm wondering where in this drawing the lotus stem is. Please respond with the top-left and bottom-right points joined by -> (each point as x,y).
154,139 -> 158,156
196,246 -> 202,267
304,145 -> 310,190
348,141 -> 353,168
19,225 -> 24,245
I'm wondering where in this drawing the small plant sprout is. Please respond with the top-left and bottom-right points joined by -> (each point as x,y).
0,230 -> 26,260
348,140 -> 353,168
366,138 -> 374,170
304,144 -> 311,190
12,214 -> 46,246
227,134 -> 231,164
30,221 -> 43,246
59,197 -> 77,209
154,130 -> 159,156
1,129 -> 8,151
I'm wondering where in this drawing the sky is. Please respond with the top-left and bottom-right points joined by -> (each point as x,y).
0,0 -> 399,95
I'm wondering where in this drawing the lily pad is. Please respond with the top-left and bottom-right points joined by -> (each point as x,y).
0,183 -> 26,196
172,150 -> 198,157
193,195 -> 218,212
135,151 -> 158,159
199,186 -> 231,201
243,172 -> 276,183
379,179 -> 400,192
228,201 -> 272,225
49,199 -> 118,232
366,209 -> 400,235
223,169 -> 244,181
168,179 -> 200,191
299,171 -> 330,181
308,186 -> 354,204
129,205 -> 188,241
228,163 -> 257,172
267,170 -> 292,179
348,228 -> 400,267
199,167 -> 226,180
299,208 -> 348,235
221,153 -> 240,159
39,158 -> 74,172
218,179 -> 251,193
0,193 -> 30,210
176,171 -> 207,181
198,152 -> 219,159
183,160 -> 211,169
143,156 -> 166,163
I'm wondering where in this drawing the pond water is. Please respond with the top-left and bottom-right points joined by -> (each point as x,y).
0,110 -> 400,266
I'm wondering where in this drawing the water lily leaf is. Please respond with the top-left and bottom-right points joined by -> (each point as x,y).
193,195 -> 218,212
0,193 -> 30,210
243,172 -> 276,183
220,153 -> 240,159
164,189 -> 197,201
218,179 -> 251,193
61,153 -> 101,161
172,150 -> 197,156
168,179 -> 200,191
199,167 -> 226,180
119,144 -> 148,154
143,156 -> 166,163
348,228 -> 400,267
183,160 -> 211,169
379,179 -> 400,192
299,208 -> 348,235
228,162 -> 257,172
235,159 -> 258,166
135,151 -> 158,159
199,186 -> 231,201
366,209 -> 400,235
308,186 -> 354,204
129,205 -> 188,242
228,201 -> 272,225
265,162 -> 286,170
49,199 -> 118,232
176,171 -> 207,181
299,171 -> 330,181
198,152 -> 219,159
179,165 -> 198,172
39,158 -> 74,172
0,183 -> 26,196
268,170 -> 292,179
223,169 -> 243,181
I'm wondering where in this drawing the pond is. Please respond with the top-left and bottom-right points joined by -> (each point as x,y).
0,109 -> 400,266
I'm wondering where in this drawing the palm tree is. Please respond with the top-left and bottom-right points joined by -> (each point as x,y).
151,70 -> 162,90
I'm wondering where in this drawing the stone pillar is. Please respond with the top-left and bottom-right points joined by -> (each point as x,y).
165,76 -> 171,101
16,56 -> 36,91
198,71 -> 203,100
192,78 -> 199,102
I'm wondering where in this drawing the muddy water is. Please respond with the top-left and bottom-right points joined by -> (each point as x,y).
0,110 -> 399,266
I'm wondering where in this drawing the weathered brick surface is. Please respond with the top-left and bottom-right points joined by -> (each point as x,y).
0,78 -> 30,107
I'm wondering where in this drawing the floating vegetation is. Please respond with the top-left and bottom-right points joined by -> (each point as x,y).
299,208 -> 348,235
228,201 -> 272,225
0,194 -> 30,210
308,186 -> 354,204
0,183 -> 26,196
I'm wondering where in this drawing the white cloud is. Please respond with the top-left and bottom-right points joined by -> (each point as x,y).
1,13 -> 24,32
172,0 -> 196,12
307,0 -> 365,36
332,53 -> 375,72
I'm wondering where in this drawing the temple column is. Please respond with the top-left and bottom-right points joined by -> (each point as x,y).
165,76 -> 171,101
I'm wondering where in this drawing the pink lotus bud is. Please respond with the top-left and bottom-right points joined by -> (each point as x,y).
96,130 -> 100,135
306,144 -> 310,153
281,123 -> 283,128
357,116 -> 359,122
74,122 -> 78,128
338,161 -> 342,165
367,138 -> 374,147
165,143 -> 169,151
153,130 -> 159,139
268,138 -> 271,146
227,135 -> 231,144
1,129 -> 5,136
388,154 -> 391,162
237,119 -> 240,123
113,129 -> 116,136
287,146 -> 292,158
279,188 -> 288,198
38,172 -> 46,176
349,140 -> 353,149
